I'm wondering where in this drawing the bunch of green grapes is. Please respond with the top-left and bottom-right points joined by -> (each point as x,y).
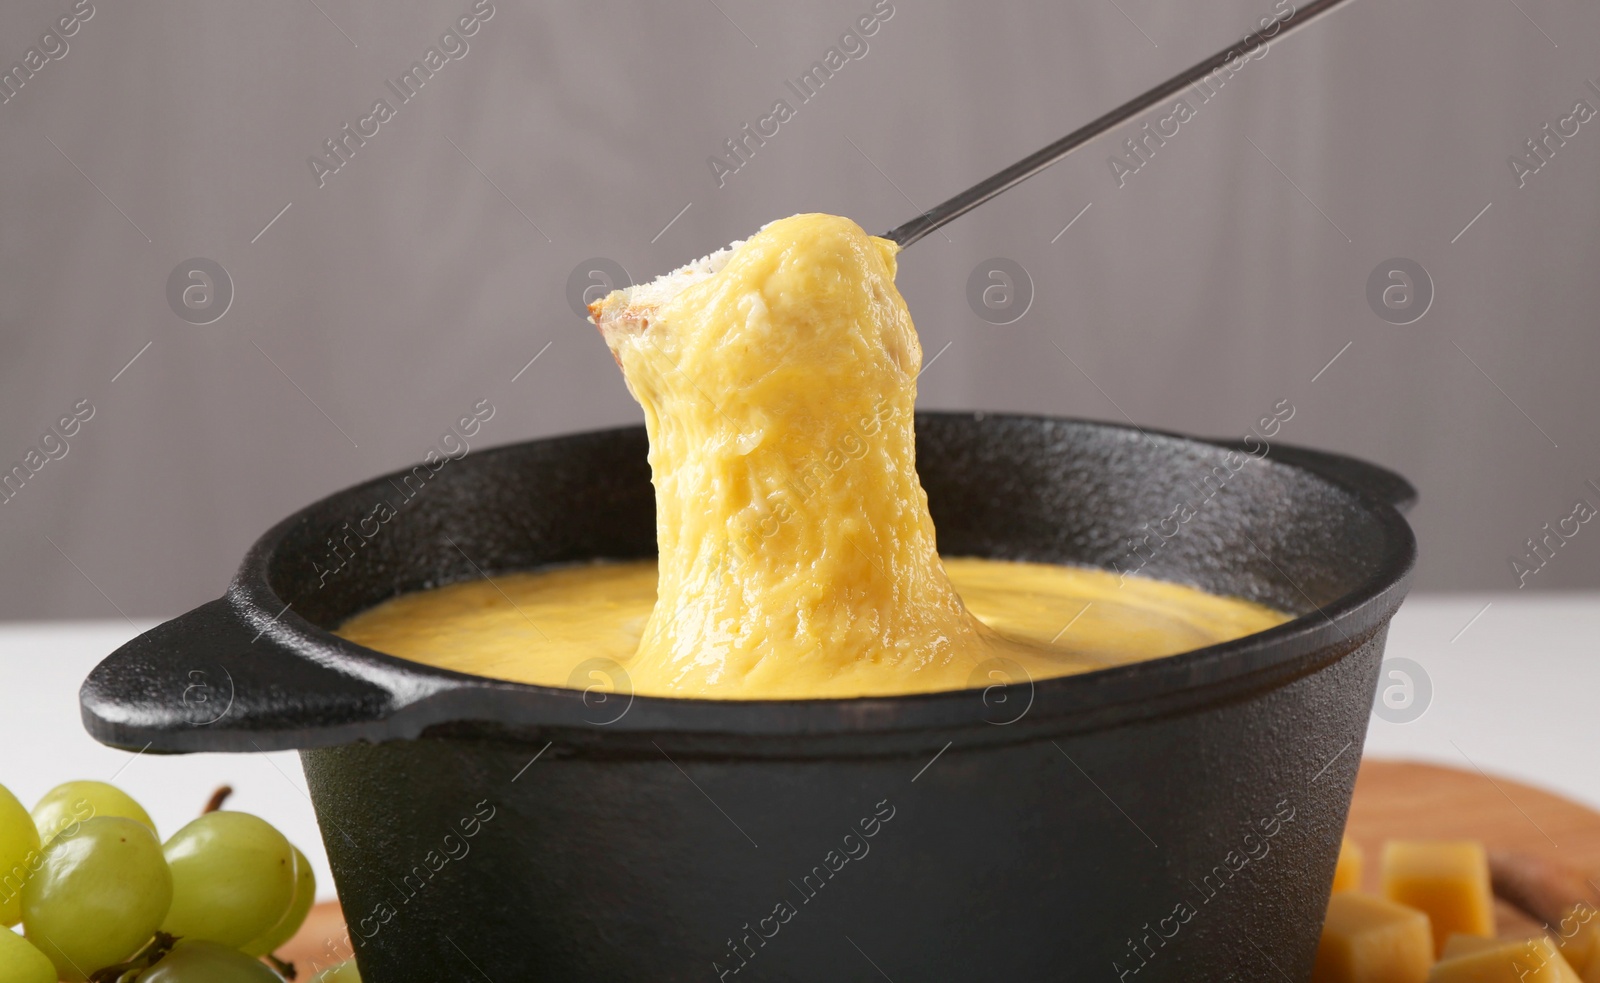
0,780 -> 350,983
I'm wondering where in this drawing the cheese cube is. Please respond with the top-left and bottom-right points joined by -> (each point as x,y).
1333,836 -> 1365,893
1382,841 -> 1495,954
1428,937 -> 1583,982
1313,892 -> 1434,983
1441,934 -> 1510,960
1551,905 -> 1600,976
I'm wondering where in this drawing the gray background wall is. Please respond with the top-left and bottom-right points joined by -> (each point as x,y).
2,0 -> 1597,621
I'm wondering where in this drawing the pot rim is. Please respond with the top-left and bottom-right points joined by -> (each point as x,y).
202,412 -> 1415,747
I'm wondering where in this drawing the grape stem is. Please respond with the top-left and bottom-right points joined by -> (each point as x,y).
267,952 -> 299,979
203,785 -> 234,814
88,932 -> 178,983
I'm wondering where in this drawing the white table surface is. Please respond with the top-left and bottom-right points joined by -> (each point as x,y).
2,591 -> 1596,902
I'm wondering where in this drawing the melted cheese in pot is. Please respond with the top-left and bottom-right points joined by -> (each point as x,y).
337,213 -> 1287,698
337,558 -> 1287,695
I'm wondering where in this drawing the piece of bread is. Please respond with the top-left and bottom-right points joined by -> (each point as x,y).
587,239 -> 744,363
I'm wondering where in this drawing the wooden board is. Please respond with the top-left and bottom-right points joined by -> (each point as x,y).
276,759 -> 1600,971
277,900 -> 351,977
1348,759 -> 1600,873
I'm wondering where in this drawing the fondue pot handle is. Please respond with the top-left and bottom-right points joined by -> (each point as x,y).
1211,439 -> 1417,514
80,588 -> 419,754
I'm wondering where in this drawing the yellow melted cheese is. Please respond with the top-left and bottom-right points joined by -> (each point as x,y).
338,558 -> 1287,695
337,213 -> 1287,698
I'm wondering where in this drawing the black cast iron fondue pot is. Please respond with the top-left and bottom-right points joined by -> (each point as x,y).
81,413 -> 1415,982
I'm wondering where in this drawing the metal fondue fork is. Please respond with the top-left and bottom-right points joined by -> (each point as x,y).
882,0 -> 1360,248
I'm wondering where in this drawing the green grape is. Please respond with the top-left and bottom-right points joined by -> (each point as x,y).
0,783 -> 41,927
309,959 -> 361,983
241,846 -> 315,956
135,939 -> 283,983
20,816 -> 172,982
0,925 -> 58,983
32,781 -> 156,847
160,812 -> 294,949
